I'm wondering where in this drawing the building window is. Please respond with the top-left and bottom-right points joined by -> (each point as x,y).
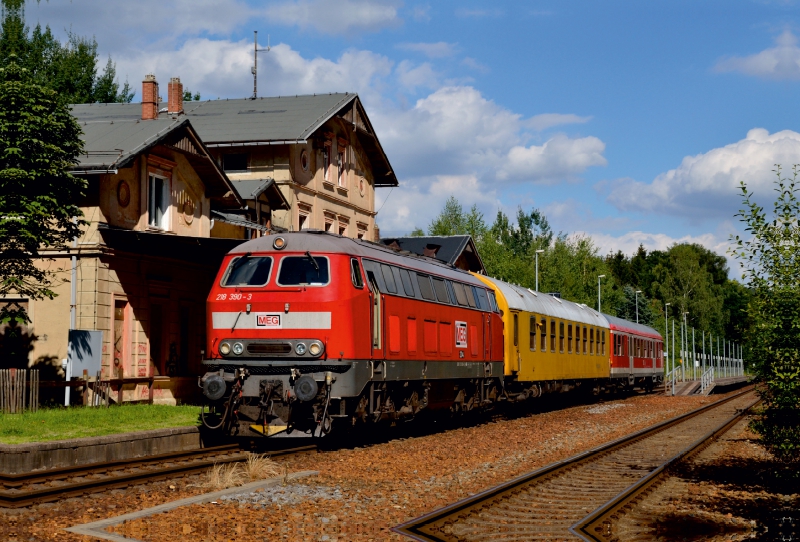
357,222 -> 368,240
323,212 -> 335,233
338,220 -> 348,236
337,149 -> 346,188
148,174 -> 169,230
222,153 -> 247,172
298,203 -> 311,230
322,143 -> 332,183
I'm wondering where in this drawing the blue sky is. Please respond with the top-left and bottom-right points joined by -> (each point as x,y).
26,0 -> 800,269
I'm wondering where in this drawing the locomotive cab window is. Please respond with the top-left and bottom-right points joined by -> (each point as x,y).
488,290 -> 500,313
276,255 -> 330,286
474,287 -> 489,310
399,268 -> 415,297
417,274 -> 435,301
432,278 -> 450,304
464,285 -> 477,308
380,264 -> 397,294
350,258 -> 364,288
452,281 -> 469,306
221,256 -> 273,287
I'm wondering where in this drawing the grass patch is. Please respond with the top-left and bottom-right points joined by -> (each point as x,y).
0,404 -> 200,444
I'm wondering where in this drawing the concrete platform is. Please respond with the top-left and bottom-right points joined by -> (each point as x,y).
0,426 -> 205,475
668,376 -> 751,396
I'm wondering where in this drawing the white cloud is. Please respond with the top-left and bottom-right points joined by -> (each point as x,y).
526,113 -> 592,131
498,135 -> 607,183
411,5 -> 431,22
606,128 -> 800,218
461,57 -> 490,74
396,42 -> 458,58
715,30 -> 800,80
395,60 -> 440,92
376,174 -> 498,234
586,230 -> 726,256
117,40 -> 393,102
455,8 -> 504,18
264,0 -> 401,35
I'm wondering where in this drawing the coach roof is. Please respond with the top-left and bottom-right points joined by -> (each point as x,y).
229,231 -> 486,286
484,276 -> 609,328
602,314 -> 662,340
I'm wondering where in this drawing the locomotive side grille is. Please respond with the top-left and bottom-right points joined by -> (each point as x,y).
247,343 -> 292,354
204,364 -> 351,375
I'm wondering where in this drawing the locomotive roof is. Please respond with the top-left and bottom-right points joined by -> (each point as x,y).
602,314 -> 663,340
228,231 -> 486,286
483,276 -> 609,328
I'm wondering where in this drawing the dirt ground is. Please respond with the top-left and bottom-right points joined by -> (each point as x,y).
613,414 -> 799,542
1,388 -> 790,542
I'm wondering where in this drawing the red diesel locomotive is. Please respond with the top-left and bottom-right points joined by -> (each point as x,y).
200,232 -> 505,437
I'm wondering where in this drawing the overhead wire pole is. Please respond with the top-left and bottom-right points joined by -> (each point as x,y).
671,319 -> 675,395
251,31 -> 271,99
535,249 -> 544,292
692,327 -> 696,381
597,275 -> 605,313
635,290 -> 642,324
664,302 -> 670,379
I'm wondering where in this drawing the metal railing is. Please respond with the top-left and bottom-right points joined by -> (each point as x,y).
665,364 -> 684,396
700,367 -> 714,394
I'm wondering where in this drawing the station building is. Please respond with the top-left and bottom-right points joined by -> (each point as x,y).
6,76 -> 396,405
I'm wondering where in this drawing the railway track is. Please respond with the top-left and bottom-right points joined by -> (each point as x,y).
0,444 -> 316,509
394,387 -> 758,542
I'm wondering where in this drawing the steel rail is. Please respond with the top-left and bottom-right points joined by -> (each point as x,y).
0,444 -> 316,508
569,398 -> 760,541
393,386 -> 755,542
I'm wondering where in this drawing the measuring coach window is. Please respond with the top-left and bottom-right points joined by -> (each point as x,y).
583,327 -> 588,354
350,259 -> 363,288
590,328 -> 595,355
221,256 -> 273,287
559,322 -> 565,353
529,316 -> 536,351
513,314 -> 518,347
550,320 -> 556,353
568,324 -> 573,354
540,318 -> 547,351
277,256 -> 330,286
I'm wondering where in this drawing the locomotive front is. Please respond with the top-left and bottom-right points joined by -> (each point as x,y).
200,233 -> 370,438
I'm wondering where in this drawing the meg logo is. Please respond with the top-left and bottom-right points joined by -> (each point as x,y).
256,314 -> 282,328
455,321 -> 468,348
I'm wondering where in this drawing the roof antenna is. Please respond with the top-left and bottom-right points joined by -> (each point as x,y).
251,31 -> 270,100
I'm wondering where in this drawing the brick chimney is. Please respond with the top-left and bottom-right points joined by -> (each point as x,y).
167,77 -> 183,114
141,74 -> 158,120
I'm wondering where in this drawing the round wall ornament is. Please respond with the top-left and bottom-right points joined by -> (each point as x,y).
117,180 -> 130,207
359,179 -> 365,196
300,150 -> 310,172
183,199 -> 195,224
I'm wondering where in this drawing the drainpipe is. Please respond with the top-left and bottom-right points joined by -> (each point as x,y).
66,219 -> 77,406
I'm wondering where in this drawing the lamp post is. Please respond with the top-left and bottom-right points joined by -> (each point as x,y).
635,290 -> 642,324
535,249 -> 544,292
664,302 -> 671,375
597,275 -> 605,312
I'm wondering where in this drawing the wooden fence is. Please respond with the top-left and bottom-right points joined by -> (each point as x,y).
0,369 -> 39,413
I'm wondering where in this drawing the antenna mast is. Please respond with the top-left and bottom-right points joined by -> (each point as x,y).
251,31 -> 270,99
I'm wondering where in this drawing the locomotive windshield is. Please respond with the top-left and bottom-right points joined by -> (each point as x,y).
221,256 -> 273,287
277,256 -> 330,286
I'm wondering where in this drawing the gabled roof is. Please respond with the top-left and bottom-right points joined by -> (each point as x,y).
70,110 -> 242,204
230,178 -> 290,210
379,235 -> 486,274
71,93 -> 398,187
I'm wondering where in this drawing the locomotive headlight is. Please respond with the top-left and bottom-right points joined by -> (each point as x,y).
308,341 -> 323,357
219,342 -> 231,355
232,342 -> 244,355
295,342 -> 307,355
273,237 -> 287,250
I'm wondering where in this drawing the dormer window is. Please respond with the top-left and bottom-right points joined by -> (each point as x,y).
223,153 -> 248,172
148,174 -> 170,230
337,149 -> 346,187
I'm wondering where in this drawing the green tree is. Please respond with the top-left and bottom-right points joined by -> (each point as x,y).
0,58 -> 86,324
0,0 -> 133,103
731,166 -> 800,465
183,89 -> 201,102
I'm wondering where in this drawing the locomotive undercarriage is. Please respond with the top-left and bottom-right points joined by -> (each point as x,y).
199,358 -> 505,438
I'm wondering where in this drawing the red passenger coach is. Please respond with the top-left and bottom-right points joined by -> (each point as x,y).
201,231 -> 505,438
605,314 -> 663,390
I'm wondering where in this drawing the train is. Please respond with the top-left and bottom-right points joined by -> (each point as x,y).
199,231 -> 663,437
